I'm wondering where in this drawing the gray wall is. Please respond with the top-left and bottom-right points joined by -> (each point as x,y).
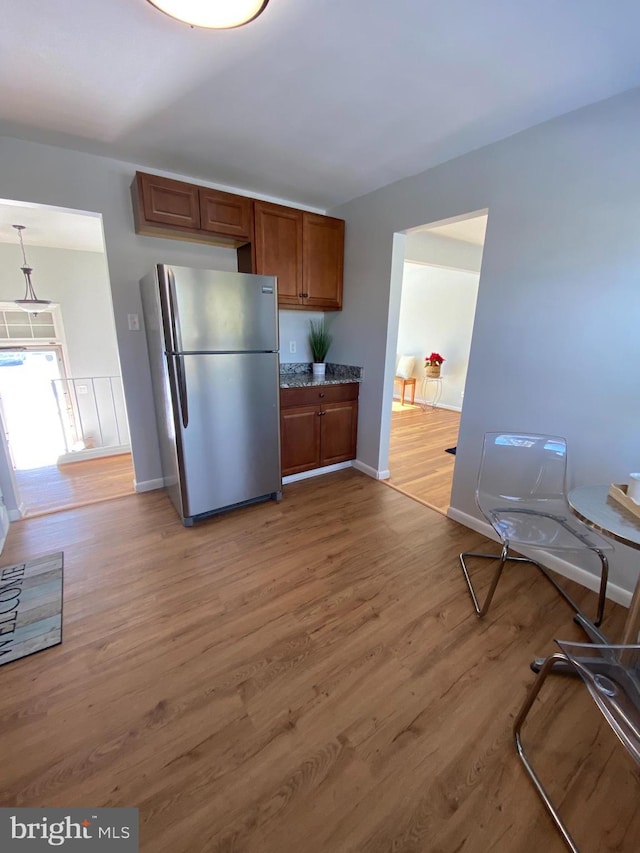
0,138 -> 326,489
0,244 -> 121,378
0,138 -> 242,488
329,86 -> 640,596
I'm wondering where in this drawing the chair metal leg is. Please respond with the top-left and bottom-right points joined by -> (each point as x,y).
459,544 -> 608,628
514,653 -> 581,853
459,544 -> 510,617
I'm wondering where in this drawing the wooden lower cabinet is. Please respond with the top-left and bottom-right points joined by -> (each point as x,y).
280,383 -> 358,476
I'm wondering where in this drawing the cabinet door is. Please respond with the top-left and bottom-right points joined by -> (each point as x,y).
254,201 -> 303,307
280,405 -> 321,475
321,399 -> 358,466
200,189 -> 253,241
303,213 -> 345,310
137,173 -> 200,230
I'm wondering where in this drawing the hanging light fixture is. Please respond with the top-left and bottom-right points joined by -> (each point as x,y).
12,225 -> 53,314
146,0 -> 270,29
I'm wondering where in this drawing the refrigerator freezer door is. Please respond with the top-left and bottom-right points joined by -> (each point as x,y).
160,265 -> 278,353
173,352 -> 281,519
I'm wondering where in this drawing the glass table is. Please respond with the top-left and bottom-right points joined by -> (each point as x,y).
568,485 -> 640,644
420,375 -> 442,410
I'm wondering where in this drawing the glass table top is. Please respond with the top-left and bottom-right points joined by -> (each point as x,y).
568,485 -> 640,551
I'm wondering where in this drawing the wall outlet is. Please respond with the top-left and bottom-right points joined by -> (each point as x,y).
289,340 -> 296,354
76,384 -> 88,395
128,313 -> 140,331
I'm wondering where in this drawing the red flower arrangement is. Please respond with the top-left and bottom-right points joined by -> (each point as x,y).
424,352 -> 445,367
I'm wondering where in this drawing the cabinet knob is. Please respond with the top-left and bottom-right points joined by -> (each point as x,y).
319,392 -> 325,398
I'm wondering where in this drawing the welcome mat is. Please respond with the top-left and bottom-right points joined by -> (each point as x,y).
0,552 -> 63,666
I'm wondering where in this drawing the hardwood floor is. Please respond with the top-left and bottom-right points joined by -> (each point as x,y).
0,470 -> 637,852
387,403 -> 460,513
13,453 -> 135,517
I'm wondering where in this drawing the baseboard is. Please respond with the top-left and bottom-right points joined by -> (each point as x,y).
447,506 -> 633,608
8,502 -> 26,522
352,459 -> 390,480
415,398 -> 462,413
134,478 -> 165,493
0,502 -> 9,552
283,461 -> 352,485
57,445 -> 131,465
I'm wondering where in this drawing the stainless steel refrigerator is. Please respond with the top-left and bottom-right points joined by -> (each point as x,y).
140,264 -> 282,526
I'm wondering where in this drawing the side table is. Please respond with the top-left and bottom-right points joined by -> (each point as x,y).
421,375 -> 442,410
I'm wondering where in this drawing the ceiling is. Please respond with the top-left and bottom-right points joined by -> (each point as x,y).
422,215 -> 488,246
0,202 -> 105,253
2,1 -> 640,209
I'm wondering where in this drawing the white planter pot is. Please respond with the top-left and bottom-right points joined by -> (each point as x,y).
312,362 -> 326,379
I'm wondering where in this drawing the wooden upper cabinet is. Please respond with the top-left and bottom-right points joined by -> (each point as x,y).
131,173 -> 344,310
252,202 -> 344,311
253,201 -> 303,306
200,189 -> 253,241
303,213 -> 345,311
135,173 -> 201,230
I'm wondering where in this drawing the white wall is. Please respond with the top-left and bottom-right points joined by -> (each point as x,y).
405,231 -> 483,273
329,85 -> 640,597
397,263 -> 479,410
0,244 -> 120,378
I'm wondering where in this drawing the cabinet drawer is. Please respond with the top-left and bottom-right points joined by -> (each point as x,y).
280,382 -> 359,408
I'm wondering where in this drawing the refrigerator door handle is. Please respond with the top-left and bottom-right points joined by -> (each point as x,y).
174,354 -> 189,429
165,267 -> 185,354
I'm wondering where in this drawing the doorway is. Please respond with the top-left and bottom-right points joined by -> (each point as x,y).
0,346 -> 68,469
385,212 -> 487,513
0,200 -> 135,518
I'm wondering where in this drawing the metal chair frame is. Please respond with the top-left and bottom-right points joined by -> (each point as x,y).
514,644 -> 640,852
459,433 -> 611,628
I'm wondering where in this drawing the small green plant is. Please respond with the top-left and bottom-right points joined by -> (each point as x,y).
308,319 -> 332,363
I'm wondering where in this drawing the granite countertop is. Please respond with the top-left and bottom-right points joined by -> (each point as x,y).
279,362 -> 363,389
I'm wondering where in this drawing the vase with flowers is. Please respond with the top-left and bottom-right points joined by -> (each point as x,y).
424,352 -> 445,378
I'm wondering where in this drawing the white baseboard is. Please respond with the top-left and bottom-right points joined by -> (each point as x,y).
57,445 -> 131,465
283,461 -> 352,485
134,478 -> 165,493
352,459 -> 390,480
0,502 -> 9,552
447,506 -> 633,608
415,398 -> 462,413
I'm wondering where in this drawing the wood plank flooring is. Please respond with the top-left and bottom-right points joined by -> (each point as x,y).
13,453 -> 135,516
0,470 -> 637,852
387,404 -> 460,513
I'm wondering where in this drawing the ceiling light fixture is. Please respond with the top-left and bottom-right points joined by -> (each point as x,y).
12,225 -> 53,315
146,0 -> 270,29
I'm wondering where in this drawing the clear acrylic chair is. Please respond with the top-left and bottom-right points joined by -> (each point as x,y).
514,641 -> 640,852
459,433 -> 612,627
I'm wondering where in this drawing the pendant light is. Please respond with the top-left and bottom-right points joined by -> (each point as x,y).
146,0 -> 270,29
13,225 -> 53,315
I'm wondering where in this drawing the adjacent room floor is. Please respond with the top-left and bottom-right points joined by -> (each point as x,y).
387,402 -> 460,513
1,469 -> 635,852
13,452 -> 135,517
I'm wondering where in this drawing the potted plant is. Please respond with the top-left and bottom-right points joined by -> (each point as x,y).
424,351 -> 445,378
308,319 -> 332,379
